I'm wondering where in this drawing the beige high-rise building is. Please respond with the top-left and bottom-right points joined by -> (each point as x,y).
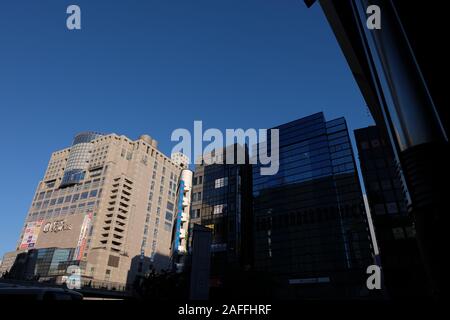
14,132 -> 186,285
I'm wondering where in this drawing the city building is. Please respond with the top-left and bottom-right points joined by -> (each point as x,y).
355,126 -> 427,297
306,0 -> 448,297
7,248 -> 78,282
189,144 -> 253,291
8,132 -> 186,285
252,112 -> 374,299
0,250 -> 26,275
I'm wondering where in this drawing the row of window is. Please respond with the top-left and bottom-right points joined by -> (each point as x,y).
28,200 -> 98,221
33,189 -> 100,209
193,175 -> 203,185
255,205 -> 363,231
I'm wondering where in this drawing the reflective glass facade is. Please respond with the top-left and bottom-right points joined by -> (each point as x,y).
253,113 -> 374,298
61,132 -> 103,187
190,145 -> 253,283
34,248 -> 76,277
355,126 -> 427,297
8,248 -> 81,280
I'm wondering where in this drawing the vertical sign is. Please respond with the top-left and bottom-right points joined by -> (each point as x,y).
74,212 -> 93,260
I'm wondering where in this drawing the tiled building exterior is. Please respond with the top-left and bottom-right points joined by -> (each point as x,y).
15,132 -> 185,284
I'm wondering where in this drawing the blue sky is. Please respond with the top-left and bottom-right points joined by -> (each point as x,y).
0,0 -> 374,258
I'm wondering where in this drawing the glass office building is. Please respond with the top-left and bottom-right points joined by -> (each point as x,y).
253,112 -> 374,298
189,145 -> 253,291
355,126 -> 427,297
307,0 -> 448,298
34,248 -> 76,278
7,247 -> 80,281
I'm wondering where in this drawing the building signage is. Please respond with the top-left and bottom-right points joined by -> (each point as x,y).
19,219 -> 44,249
42,220 -> 72,233
74,212 -> 93,261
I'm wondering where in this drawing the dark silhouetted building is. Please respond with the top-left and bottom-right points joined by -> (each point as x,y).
189,224 -> 213,300
306,0 -> 448,297
189,145 -> 253,293
355,126 -> 427,297
253,112 -> 374,299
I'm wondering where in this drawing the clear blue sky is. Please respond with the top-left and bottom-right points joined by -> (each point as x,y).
0,0 -> 374,258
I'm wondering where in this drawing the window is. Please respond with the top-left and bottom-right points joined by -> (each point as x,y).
57,197 -> 64,204
105,269 -> 111,281
164,222 -> 172,232
386,202 -> 398,214
371,139 -> 381,148
80,192 -> 89,200
215,177 -> 228,188
360,141 -> 370,150
213,204 -> 226,214
41,200 -> 49,209
376,159 -> 386,169
370,181 -> 380,191
192,192 -> 202,202
89,189 -> 98,198
165,211 -> 173,221
381,180 -> 392,190
167,202 -> 174,211
192,208 -> 201,219
72,194 -> 80,202
392,227 -> 405,240
405,226 -> 416,238
374,204 -> 386,215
